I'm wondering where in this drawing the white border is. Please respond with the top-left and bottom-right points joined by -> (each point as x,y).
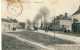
0,0 -> 1,50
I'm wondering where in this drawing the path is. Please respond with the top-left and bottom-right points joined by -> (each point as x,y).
36,30 -> 80,44
3,33 -> 55,50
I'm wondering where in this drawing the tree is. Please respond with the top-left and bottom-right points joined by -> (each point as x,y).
39,6 -> 49,18
39,6 -> 49,28
33,6 -> 49,29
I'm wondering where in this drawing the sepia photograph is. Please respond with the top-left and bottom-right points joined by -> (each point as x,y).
1,0 -> 80,50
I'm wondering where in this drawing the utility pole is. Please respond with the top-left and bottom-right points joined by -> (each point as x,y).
54,19 -> 55,38
53,9 -> 55,38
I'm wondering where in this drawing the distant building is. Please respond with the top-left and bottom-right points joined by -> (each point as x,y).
2,18 -> 11,31
10,18 -> 19,29
59,18 -> 72,31
52,13 -> 72,31
19,22 -> 25,29
50,6 -> 80,32
1,18 -> 19,32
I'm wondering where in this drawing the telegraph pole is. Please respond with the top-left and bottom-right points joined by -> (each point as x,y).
53,9 -> 55,38
54,19 -> 55,38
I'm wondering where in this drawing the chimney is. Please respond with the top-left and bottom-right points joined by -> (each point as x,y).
65,13 -> 68,17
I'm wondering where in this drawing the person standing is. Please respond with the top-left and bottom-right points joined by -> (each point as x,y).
45,25 -> 48,33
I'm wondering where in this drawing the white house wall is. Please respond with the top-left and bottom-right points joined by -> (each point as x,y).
2,22 -> 10,31
60,20 -> 72,31
70,14 -> 80,23
2,21 -> 19,32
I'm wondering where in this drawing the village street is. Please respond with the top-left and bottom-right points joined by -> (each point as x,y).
36,30 -> 80,43
1,0 -> 80,50
2,29 -> 80,50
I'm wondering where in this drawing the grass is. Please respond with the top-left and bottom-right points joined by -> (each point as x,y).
8,30 -> 76,46
2,34 -> 46,50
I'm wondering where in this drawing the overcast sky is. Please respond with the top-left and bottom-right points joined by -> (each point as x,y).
1,0 -> 80,22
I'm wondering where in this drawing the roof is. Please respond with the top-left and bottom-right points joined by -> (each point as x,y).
2,18 -> 11,23
54,17 -> 72,21
72,6 -> 80,15
19,22 -> 25,25
59,17 -> 72,20
2,18 -> 18,23
10,19 -> 18,23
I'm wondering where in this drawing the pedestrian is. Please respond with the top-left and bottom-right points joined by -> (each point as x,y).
45,25 -> 48,33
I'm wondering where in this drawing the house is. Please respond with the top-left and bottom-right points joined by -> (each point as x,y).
19,22 -> 25,29
59,17 -> 72,31
10,18 -> 19,30
51,13 -> 72,31
70,6 -> 80,23
1,18 -> 19,32
70,6 -> 80,33
2,18 -> 11,31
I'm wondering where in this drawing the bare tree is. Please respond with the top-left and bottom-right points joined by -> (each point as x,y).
39,6 -> 49,18
39,6 -> 49,28
33,6 -> 49,23
33,6 -> 49,30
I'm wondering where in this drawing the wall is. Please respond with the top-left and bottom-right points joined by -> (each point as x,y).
60,20 -> 72,31
70,14 -> 80,23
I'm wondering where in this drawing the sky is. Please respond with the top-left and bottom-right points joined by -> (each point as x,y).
1,0 -> 80,22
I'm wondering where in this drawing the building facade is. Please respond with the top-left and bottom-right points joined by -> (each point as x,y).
51,13 -> 72,31
2,18 -> 19,32
70,6 -> 80,33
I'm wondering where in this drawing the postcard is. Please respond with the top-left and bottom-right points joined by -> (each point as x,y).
1,0 -> 80,50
